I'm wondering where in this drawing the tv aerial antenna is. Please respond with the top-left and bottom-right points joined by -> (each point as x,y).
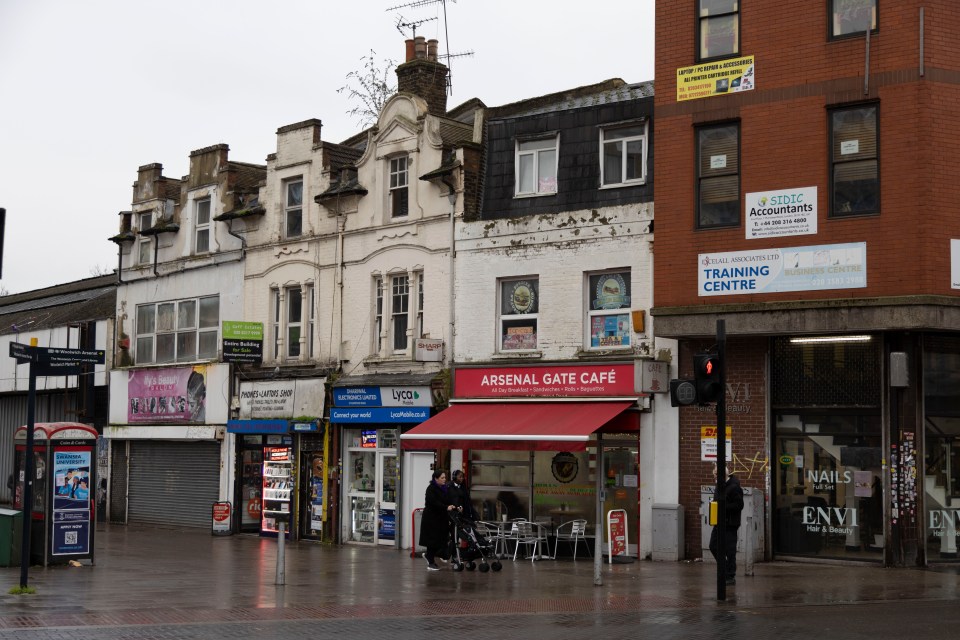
386,0 -> 471,94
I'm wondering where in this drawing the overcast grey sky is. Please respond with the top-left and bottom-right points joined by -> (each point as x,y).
0,0 -> 655,295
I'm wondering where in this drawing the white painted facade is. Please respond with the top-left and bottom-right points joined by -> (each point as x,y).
454,201 -> 679,559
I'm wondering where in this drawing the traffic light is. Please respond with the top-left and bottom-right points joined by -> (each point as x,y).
694,351 -> 722,403
670,379 -> 697,407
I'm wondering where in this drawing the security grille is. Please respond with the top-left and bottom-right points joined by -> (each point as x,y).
128,441 -> 220,528
771,336 -> 880,408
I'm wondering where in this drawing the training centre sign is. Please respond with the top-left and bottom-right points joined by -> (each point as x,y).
698,242 -> 867,296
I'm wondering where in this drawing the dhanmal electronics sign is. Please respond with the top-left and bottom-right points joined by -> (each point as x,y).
745,187 -> 817,240
698,242 -> 866,296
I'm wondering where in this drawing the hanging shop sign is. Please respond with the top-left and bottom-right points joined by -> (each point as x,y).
414,339 -> 444,362
637,360 -> 669,394
698,242 -> 866,297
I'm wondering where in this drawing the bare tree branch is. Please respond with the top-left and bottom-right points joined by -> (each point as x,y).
337,50 -> 397,128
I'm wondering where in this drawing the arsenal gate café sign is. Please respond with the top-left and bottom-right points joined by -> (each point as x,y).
453,363 -> 637,398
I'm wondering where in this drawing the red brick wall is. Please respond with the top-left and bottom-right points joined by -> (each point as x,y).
676,337 -> 768,559
654,1 -> 960,309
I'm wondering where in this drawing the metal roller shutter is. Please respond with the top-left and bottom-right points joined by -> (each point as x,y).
128,441 -> 220,528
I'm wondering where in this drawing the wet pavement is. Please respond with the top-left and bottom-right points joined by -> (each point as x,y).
1,523 -> 959,639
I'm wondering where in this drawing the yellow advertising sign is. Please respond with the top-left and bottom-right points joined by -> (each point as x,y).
676,55 -> 755,102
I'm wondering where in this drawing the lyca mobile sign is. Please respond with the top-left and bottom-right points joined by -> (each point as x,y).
698,242 -> 867,296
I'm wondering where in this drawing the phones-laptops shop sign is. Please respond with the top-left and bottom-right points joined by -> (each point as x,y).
698,242 -> 866,297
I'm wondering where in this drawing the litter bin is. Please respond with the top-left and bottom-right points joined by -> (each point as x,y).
0,508 -> 22,567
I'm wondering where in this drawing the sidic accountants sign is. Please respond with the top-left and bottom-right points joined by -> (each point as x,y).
454,364 -> 636,398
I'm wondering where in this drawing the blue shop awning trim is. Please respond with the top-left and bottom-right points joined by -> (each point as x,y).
227,419 -> 290,434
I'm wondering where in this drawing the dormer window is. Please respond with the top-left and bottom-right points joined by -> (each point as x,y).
195,198 -> 211,253
516,137 -> 558,196
390,157 -> 409,217
137,211 -> 153,264
285,179 -> 303,238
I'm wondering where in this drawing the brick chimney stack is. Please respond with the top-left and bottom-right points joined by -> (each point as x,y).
395,36 -> 448,117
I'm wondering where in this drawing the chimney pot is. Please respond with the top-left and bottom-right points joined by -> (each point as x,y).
405,39 -> 415,62
415,36 -> 427,59
427,39 -> 439,62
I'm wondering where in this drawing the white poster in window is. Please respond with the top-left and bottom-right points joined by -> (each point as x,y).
745,186 -> 817,239
951,240 -> 960,289
710,155 -> 727,169
840,140 -> 859,155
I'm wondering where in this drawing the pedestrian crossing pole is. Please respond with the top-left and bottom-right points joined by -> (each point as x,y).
715,319 -> 728,602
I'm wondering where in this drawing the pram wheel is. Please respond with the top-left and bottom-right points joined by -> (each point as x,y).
466,562 -> 477,571
452,561 -> 465,572
491,561 -> 503,572
479,562 -> 490,573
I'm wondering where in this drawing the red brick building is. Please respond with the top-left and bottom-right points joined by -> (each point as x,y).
652,1 -> 960,566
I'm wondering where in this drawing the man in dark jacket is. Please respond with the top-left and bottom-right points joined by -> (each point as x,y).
709,464 -> 744,585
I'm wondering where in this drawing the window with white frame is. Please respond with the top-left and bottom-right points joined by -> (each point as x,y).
417,273 -> 424,339
272,287 -> 306,360
285,179 -> 303,238
391,275 -> 410,352
499,278 -> 539,352
308,285 -> 315,358
137,211 -> 153,265
373,274 -> 414,355
516,137 -> 558,196
135,296 -> 219,364
832,0 -> 877,38
287,287 -> 303,359
586,271 -> 632,350
390,157 -> 409,217
195,198 -> 211,253
375,277 -> 384,354
601,123 -> 647,187
698,0 -> 739,61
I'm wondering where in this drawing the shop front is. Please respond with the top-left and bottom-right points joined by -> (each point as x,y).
331,377 -> 436,548
229,377 -> 327,540
105,364 -> 231,529
401,363 -> 646,558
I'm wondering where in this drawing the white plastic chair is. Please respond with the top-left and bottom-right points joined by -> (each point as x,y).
512,520 -> 544,561
552,519 -> 590,559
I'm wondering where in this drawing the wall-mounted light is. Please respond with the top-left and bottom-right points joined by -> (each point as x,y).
789,335 -> 872,344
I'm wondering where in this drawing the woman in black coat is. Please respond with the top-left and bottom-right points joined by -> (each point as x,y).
419,470 -> 456,570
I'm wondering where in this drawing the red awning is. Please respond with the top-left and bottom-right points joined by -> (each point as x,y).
400,401 -> 637,451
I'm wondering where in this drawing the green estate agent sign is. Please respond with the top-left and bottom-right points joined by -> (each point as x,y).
222,321 -> 263,364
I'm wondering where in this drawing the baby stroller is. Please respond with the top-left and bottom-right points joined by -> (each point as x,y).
448,510 -> 503,573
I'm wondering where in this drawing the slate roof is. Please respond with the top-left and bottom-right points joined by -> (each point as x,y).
489,79 -> 654,119
0,275 -> 116,337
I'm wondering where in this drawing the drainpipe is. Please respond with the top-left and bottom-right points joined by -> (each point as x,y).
440,173 -> 457,368
336,202 -> 346,371
225,218 -> 246,258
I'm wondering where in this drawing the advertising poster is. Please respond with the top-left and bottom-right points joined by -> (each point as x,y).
699,242 -> 867,297
127,366 -> 207,423
676,55 -> 755,101
745,187 -> 817,239
52,449 -> 91,556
